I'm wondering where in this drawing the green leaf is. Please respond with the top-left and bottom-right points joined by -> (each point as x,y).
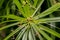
22,29 -> 28,40
31,0 -> 44,17
23,4 -> 32,17
39,24 -> 60,38
32,26 -> 43,40
20,0 -> 25,3
29,29 -> 34,40
0,22 -> 20,31
0,14 -> 25,21
0,0 -> 4,7
33,0 -> 38,7
0,16 -> 6,18
49,0 -> 56,5
15,25 -> 28,40
5,0 -> 11,15
6,14 -> 25,21
0,20 -> 18,24
13,0 -> 25,17
34,3 -> 60,19
5,1 -> 10,20
4,24 -> 26,40
15,27 -> 25,40
35,17 -> 60,23
30,23 -> 52,40
38,30 -> 53,40
31,28 -> 36,40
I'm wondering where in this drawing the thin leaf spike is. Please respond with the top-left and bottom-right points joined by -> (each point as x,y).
34,3 -> 60,19
13,0 -> 25,17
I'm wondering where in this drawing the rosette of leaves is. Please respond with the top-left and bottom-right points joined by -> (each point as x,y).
0,0 -> 60,40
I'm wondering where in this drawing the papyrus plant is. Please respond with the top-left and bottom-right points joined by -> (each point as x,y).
0,0 -> 60,40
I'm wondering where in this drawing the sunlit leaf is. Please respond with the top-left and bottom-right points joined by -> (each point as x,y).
13,0 -> 25,17
35,17 -> 60,23
29,30 -> 34,40
31,0 -> 44,17
34,3 -> 60,19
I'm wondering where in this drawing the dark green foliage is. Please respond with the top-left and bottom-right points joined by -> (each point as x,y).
0,0 -> 60,40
